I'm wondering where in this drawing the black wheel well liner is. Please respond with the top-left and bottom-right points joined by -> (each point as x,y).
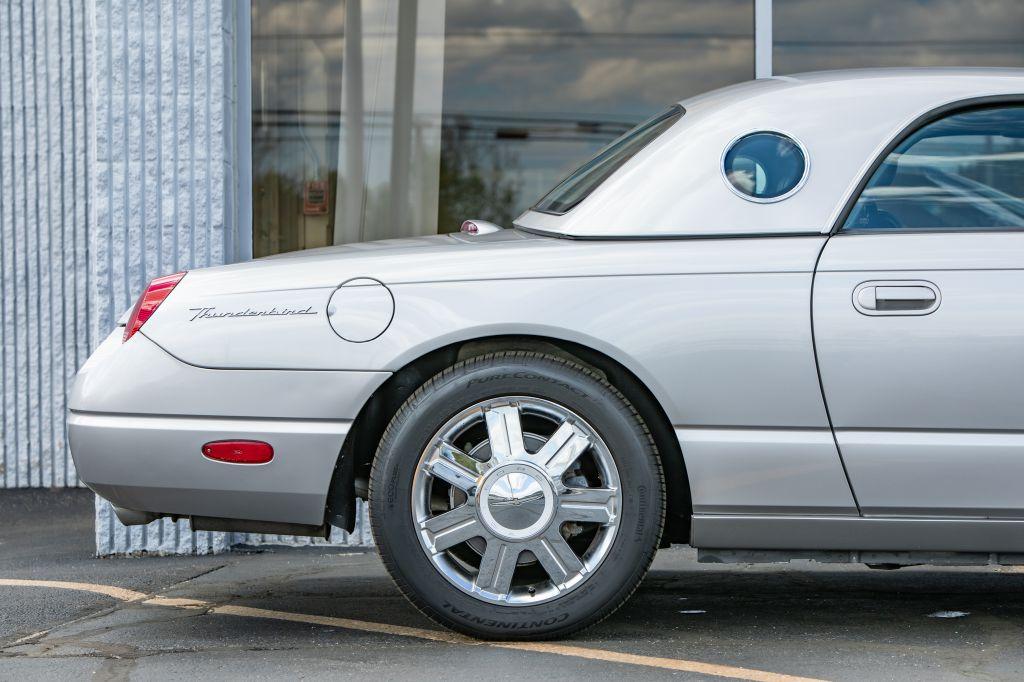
325,335 -> 692,545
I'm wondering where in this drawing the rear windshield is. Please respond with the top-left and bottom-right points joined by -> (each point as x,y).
533,105 -> 684,215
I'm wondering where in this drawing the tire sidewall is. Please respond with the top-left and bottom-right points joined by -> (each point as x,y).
371,354 -> 663,639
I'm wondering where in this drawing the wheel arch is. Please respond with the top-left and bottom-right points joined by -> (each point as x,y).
326,334 -> 692,545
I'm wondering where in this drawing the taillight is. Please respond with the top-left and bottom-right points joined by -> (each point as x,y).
123,272 -> 186,343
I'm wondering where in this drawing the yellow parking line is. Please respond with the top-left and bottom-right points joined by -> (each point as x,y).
494,642 -> 825,682
207,604 -> 825,681
0,578 -> 148,602
10,629 -> 51,646
144,596 -> 212,609
2,578 -> 827,681
209,604 -> 477,645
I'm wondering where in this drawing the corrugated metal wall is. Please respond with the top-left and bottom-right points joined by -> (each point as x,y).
90,0 -> 236,555
89,0 -> 371,555
0,0 -> 370,555
0,0 -> 92,490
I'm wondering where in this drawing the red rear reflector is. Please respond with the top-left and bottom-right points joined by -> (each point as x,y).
202,440 -> 274,465
123,271 -> 187,343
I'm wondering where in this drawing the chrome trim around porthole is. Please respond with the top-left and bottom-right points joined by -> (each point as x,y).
720,130 -> 810,204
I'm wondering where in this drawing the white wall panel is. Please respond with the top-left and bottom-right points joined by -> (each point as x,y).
89,0 -> 234,556
88,0 -> 373,555
0,0 -> 371,555
0,0 -> 92,490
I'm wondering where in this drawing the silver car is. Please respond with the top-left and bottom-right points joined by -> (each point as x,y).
69,68 -> 1024,639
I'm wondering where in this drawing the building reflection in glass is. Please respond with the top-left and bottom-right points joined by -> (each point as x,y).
252,0 -> 754,256
774,0 -> 1024,74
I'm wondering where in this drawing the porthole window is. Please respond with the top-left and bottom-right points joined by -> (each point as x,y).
723,131 -> 807,202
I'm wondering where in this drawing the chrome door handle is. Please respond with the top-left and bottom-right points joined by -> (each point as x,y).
852,280 -> 941,316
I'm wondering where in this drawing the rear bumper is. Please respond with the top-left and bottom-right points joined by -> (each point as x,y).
68,330 -> 390,526
68,411 -> 350,525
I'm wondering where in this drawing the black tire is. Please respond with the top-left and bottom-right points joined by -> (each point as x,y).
369,351 -> 665,640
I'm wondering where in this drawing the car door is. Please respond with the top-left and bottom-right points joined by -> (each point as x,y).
813,102 -> 1024,518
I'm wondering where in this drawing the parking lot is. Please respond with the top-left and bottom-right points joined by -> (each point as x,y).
2,489 -> 1024,681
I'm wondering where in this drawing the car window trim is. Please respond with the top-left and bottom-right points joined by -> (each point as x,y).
531,104 -> 685,216
838,226 -> 1024,237
514,225 -> 825,241
721,129 -> 811,203
829,94 -> 1024,236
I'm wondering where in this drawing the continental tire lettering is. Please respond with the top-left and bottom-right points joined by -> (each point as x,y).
465,372 -> 587,397
441,601 -> 570,629
634,484 -> 648,542
385,468 -> 400,507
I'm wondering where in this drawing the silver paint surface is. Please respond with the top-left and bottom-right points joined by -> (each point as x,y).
68,69 -> 1024,554
815,231 -> 1024,518
516,69 -> 1024,238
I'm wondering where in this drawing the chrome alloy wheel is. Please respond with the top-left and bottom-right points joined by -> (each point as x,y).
411,396 -> 622,606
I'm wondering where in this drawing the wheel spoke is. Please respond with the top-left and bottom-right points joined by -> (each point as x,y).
534,421 -> 591,478
557,486 -> 616,525
424,442 -> 479,492
442,440 -> 488,475
530,531 -> 586,586
412,395 -> 623,607
475,539 -> 520,595
421,505 -> 481,553
484,404 -> 527,464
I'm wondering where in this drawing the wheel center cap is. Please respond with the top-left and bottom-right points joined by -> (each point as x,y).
477,462 -> 556,541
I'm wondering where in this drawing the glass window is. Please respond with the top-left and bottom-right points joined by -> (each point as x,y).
439,1 -> 753,230
723,131 -> 807,201
774,1 -> 1024,73
844,105 -> 1024,231
534,106 -> 683,214
251,0 -> 447,257
251,1 -> 345,257
252,1 -> 755,256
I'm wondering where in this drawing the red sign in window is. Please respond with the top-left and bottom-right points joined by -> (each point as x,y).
303,180 -> 329,215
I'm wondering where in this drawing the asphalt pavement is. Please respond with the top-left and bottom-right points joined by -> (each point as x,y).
2,489 -> 1024,680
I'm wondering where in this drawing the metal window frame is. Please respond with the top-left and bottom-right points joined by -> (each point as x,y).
755,0 -> 773,78
232,0 -> 253,263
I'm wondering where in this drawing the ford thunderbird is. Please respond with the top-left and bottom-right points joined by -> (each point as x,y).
69,69 -> 1024,639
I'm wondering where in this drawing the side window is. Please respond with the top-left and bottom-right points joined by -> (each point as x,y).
844,105 -> 1024,231
722,131 -> 808,202
533,105 -> 683,215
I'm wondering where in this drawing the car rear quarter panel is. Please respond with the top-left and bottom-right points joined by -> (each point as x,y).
144,236 -> 825,424
68,330 -> 391,525
142,235 -> 859,516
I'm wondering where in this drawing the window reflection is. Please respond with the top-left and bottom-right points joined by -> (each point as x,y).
252,1 -> 754,257
535,106 -> 684,215
439,0 -> 754,230
775,0 -> 1024,73
723,132 -> 806,201
251,1 -> 344,257
845,106 -> 1024,230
